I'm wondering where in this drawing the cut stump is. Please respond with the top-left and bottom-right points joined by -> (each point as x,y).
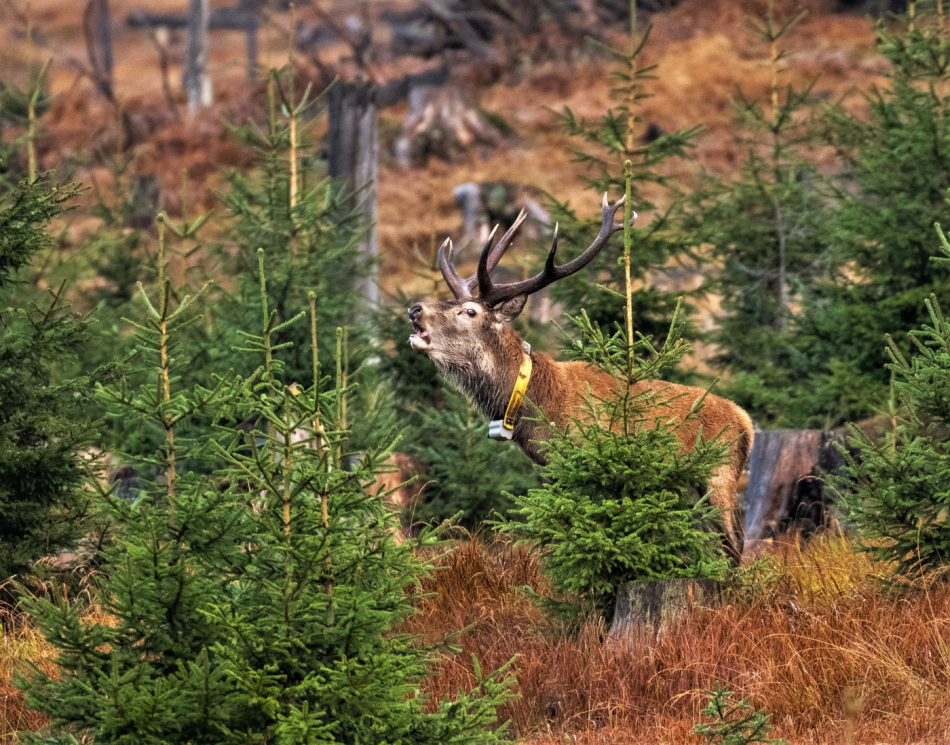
609,578 -> 721,640
395,85 -> 505,168
742,429 -> 845,560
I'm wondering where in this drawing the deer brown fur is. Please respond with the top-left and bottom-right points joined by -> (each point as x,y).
408,196 -> 754,560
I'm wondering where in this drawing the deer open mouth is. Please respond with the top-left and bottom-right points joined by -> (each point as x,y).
409,321 -> 431,350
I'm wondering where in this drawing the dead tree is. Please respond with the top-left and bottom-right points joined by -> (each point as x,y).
243,0 -> 259,84
83,0 -> 114,102
316,11 -> 449,312
185,0 -> 211,114
742,429 -> 845,558
328,80 -> 379,309
128,1 -> 261,88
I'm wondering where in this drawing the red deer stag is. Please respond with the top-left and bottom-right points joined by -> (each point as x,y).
408,195 -> 754,559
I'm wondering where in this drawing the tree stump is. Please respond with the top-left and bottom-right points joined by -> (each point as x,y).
742,429 -> 845,559
609,578 -> 721,640
394,86 -> 505,169
452,180 -> 550,246
127,174 -> 163,230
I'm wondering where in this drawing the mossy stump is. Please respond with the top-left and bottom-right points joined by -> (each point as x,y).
609,578 -> 722,640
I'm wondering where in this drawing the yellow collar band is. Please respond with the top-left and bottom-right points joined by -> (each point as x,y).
488,341 -> 532,441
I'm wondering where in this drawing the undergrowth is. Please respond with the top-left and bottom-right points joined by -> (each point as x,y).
0,612 -> 55,740
3,535 -> 950,743
404,535 -> 950,745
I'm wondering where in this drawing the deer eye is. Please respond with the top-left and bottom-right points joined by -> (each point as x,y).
465,308 -> 477,318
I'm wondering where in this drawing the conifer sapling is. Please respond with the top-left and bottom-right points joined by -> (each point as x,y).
842,225 -> 950,576
497,162 -> 728,615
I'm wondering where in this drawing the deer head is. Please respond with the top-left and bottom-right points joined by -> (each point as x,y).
408,195 -> 633,398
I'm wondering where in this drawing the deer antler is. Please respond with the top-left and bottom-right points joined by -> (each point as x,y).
438,209 -> 529,300
439,196 -> 634,305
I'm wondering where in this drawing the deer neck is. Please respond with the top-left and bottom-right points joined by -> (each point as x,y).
437,329 -> 561,425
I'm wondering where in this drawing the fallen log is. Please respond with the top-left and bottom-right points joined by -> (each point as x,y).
127,0 -> 260,85
126,4 -> 258,32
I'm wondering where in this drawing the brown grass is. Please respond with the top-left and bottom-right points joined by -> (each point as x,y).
406,536 -> 950,745
0,613 -> 55,740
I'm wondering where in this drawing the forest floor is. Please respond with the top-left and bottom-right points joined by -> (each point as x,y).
408,535 -> 950,745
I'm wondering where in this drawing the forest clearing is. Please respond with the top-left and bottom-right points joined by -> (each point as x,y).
1,0 -> 949,743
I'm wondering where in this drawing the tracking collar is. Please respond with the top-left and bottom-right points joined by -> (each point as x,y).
488,341 -> 532,441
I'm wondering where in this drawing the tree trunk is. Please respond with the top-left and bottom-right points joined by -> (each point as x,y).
185,0 -> 211,115
327,80 -> 379,309
610,578 -> 721,640
742,429 -> 845,559
83,0 -> 114,102
241,0 -> 259,85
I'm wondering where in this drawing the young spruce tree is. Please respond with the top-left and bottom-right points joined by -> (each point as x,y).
20,232 -> 514,743
0,174 -> 103,584
214,68 -> 368,387
498,164 -> 728,615
85,67 -> 371,463
693,683 -> 786,745
842,227 -> 950,577
796,0 -> 950,426
19,224 -> 248,743
684,1 -> 833,427
549,2 -> 701,345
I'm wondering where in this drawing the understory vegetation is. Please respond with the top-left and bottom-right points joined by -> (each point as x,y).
4,537 -> 950,744
407,536 -> 950,745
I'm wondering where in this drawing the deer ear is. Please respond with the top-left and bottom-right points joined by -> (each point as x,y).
494,294 -> 528,322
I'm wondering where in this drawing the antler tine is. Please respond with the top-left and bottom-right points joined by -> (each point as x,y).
438,238 -> 473,300
543,222 -> 560,274
479,195 -> 636,307
487,209 -> 527,272
439,222 -> 507,299
476,212 -> 527,297
464,224 -> 498,294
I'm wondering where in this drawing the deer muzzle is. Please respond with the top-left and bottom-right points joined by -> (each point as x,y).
408,304 -> 431,350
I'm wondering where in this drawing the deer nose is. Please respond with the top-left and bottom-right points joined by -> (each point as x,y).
408,304 -> 423,322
